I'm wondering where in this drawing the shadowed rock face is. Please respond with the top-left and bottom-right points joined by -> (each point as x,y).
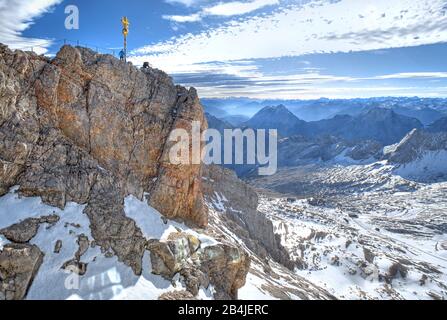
387,129 -> 447,164
0,215 -> 59,243
0,44 -> 208,275
202,165 -> 297,270
0,244 -> 44,300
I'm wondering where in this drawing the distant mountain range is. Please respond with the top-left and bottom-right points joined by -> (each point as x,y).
202,97 -> 447,125
240,105 -> 424,145
206,104 -> 447,177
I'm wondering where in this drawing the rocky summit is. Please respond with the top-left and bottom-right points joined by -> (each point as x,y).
0,44 -> 252,300
1,43 -> 207,227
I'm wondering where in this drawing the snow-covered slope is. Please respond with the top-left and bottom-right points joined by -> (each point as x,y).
0,188 -> 219,300
386,129 -> 447,182
394,150 -> 447,182
256,193 -> 447,300
246,147 -> 447,300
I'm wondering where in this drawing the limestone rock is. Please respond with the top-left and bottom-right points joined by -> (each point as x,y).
148,232 -> 249,299
61,234 -> 90,276
54,240 -> 63,254
0,243 -> 44,300
202,165 -> 297,270
75,234 -> 90,261
0,215 -> 60,244
61,259 -> 88,276
200,244 -> 250,300
158,290 -> 197,300
1,43 -> 207,226
0,44 -> 252,299
148,233 -> 200,278
0,43 -> 209,276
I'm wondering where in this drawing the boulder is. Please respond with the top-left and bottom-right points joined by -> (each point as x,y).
0,215 -> 60,244
0,243 -> 44,300
147,232 -> 250,299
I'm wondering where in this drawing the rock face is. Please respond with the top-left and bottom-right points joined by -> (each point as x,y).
0,44 -> 209,275
384,129 -> 447,182
0,244 -> 44,300
202,165 -> 297,270
0,44 -> 253,300
0,43 -> 207,226
386,129 -> 447,164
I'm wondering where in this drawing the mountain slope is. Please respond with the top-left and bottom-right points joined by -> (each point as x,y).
385,129 -> 447,181
0,44 -> 252,300
336,108 -> 423,145
427,117 -> 447,133
306,108 -> 423,145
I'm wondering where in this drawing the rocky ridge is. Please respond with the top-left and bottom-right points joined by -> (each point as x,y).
0,44 -> 250,300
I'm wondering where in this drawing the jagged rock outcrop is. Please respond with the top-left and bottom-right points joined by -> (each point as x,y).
384,129 -> 447,182
202,165 -> 297,270
0,43 -> 207,226
386,129 -> 447,164
148,231 -> 250,300
0,44 -> 252,300
0,244 -> 43,300
0,44 -> 209,275
0,215 -> 59,243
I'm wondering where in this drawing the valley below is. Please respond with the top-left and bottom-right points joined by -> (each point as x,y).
240,162 -> 447,299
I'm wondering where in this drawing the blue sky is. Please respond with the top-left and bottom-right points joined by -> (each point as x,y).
2,0 -> 447,99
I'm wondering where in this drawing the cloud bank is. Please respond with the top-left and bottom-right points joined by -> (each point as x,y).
164,0 -> 280,22
133,0 -> 447,98
0,0 -> 62,54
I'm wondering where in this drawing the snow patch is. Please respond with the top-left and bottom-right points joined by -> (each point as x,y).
239,273 -> 278,300
0,234 -> 8,250
0,188 -> 198,300
124,195 -> 219,248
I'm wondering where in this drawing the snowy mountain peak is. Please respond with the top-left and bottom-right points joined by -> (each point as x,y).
244,105 -> 306,137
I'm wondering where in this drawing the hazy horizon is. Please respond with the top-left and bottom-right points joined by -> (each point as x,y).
1,0 -> 447,99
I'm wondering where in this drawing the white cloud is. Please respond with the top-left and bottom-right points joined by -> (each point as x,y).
134,0 -> 447,72
134,0 -> 447,98
163,0 -> 279,22
0,0 -> 62,54
162,13 -> 202,23
203,0 -> 280,17
195,83 -> 447,99
372,72 -> 447,80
